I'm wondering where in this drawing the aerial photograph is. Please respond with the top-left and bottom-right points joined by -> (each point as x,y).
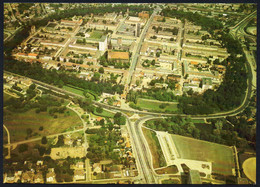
3,2 -> 257,184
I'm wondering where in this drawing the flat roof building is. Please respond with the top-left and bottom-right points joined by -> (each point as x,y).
108,51 -> 129,61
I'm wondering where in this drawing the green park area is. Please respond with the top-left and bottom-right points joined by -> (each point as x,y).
93,108 -> 115,118
4,107 -> 83,143
161,179 -> 181,184
63,85 -> 96,100
4,93 -> 13,102
142,127 -> 166,168
90,30 -> 103,39
136,98 -> 178,112
171,134 -> 235,175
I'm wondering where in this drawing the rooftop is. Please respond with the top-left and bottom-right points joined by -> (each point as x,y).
108,51 -> 129,60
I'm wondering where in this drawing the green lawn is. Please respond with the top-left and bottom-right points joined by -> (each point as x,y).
136,98 -> 178,112
142,127 -> 167,168
161,179 -> 180,184
3,108 -> 83,142
90,31 -> 103,39
93,108 -> 114,118
171,134 -> 235,175
62,85 -> 95,100
4,93 -> 14,103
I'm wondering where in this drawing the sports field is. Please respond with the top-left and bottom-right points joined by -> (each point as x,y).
136,98 -> 178,112
171,134 -> 235,175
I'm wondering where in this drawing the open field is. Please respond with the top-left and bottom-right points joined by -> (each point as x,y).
3,108 -> 83,142
171,134 -> 235,176
242,157 -> 256,183
63,85 -> 84,96
142,127 -> 166,168
93,108 -> 114,118
90,31 -> 103,39
4,92 -> 14,103
136,98 -> 178,112
161,179 -> 181,184
63,85 -> 96,100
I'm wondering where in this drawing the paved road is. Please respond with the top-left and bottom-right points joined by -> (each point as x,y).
3,128 -> 84,148
126,8 -> 160,86
4,69 -> 253,120
230,10 -> 257,42
121,113 -> 157,184
66,102 -> 89,151
3,125 -> 11,159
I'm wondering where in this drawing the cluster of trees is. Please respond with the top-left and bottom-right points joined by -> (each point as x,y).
113,112 -> 126,126
161,8 -> 223,35
99,54 -> 130,69
4,88 -> 64,119
127,77 -> 177,110
145,116 -> 251,149
86,127 -> 122,163
163,27 -> 179,35
4,59 -> 125,96
141,59 -> 156,67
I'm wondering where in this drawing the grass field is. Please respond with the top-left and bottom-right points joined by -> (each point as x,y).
171,134 -> 235,175
93,108 -> 114,118
3,108 -> 83,142
90,31 -> 103,39
142,127 -> 166,168
4,93 -> 13,103
136,98 -> 178,112
161,179 -> 181,184
63,85 -> 95,100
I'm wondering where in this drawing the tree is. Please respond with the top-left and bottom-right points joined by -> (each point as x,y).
38,146 -> 46,156
26,128 -> 33,137
96,106 -> 103,113
98,67 -> 104,74
159,103 -> 166,109
29,83 -> 36,90
18,144 -> 28,153
162,17 -> 166,22
41,136 -> 47,144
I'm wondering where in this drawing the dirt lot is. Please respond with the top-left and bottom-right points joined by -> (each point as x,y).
50,147 -> 86,160
155,165 -> 178,174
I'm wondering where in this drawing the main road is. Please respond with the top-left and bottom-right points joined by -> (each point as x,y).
126,7 -> 161,86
